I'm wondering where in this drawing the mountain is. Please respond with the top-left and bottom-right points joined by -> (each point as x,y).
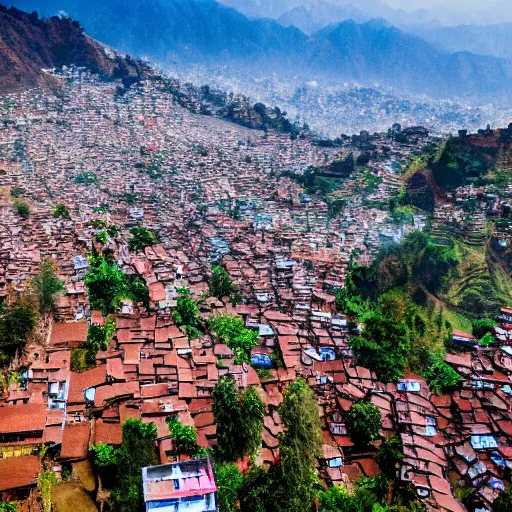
7,0 -> 512,103
216,0 -> 301,19
9,0 -> 308,69
410,23 -> 512,60
308,20 -> 512,101
0,5 -> 147,92
277,2 -> 369,34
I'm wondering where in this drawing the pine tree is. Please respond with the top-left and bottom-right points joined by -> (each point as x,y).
278,379 -> 322,511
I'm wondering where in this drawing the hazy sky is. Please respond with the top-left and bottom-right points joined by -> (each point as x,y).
371,0 -> 494,11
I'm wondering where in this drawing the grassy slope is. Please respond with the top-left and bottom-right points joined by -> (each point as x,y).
440,239 -> 512,329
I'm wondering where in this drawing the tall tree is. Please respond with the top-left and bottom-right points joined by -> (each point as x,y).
278,379 -> 322,511
209,265 -> 236,300
212,376 -> 264,462
31,258 -> 65,315
349,312 -> 409,382
112,419 -> 157,512
346,401 -> 382,447
0,297 -> 38,360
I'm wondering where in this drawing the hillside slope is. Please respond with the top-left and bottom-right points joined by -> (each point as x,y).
0,5 -> 147,92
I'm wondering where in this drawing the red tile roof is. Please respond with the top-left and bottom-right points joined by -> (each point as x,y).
0,455 -> 40,491
94,420 -> 123,445
60,422 -> 90,459
50,321 -> 88,346
0,403 -> 46,434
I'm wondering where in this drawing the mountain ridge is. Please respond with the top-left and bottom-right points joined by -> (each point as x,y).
0,5 -> 148,92
7,0 -> 512,103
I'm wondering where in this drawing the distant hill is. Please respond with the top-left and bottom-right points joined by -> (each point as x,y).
0,5 -> 147,92
8,0 -> 512,103
277,3 -> 368,34
410,23 -> 512,60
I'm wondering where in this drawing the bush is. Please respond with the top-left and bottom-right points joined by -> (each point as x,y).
85,255 -> 134,314
423,354 -> 461,394
70,348 -> 95,372
478,332 -> 495,348
90,443 -> 117,487
0,297 -> 38,359
349,312 -> 409,382
128,226 -> 159,252
53,203 -> 70,219
214,463 -> 243,512
172,291 -> 201,338
345,401 -> 382,446
0,502 -> 17,512
10,187 -> 25,198
166,416 -> 205,456
376,435 -> 403,479
209,265 -> 236,300
472,318 -> 496,339
14,199 -> 30,219
208,314 -> 259,364
494,489 -> 512,512
31,258 -> 65,315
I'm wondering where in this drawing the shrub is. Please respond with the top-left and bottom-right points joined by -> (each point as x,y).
214,463 -> 243,512
478,332 -> 495,347
208,314 -> 259,364
494,489 -> 512,512
423,354 -> 461,394
70,348 -> 94,372
10,187 -> 25,197
53,203 -> 70,219
31,258 -> 65,315
345,401 -> 382,446
208,265 -> 236,300
14,199 -> 30,219
128,226 -> 159,252
472,318 -> 496,339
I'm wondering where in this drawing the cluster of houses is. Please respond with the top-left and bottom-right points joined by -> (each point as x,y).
0,68 -> 512,512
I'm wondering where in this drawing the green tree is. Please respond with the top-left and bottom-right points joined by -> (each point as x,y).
472,318 -> 496,339
0,502 -> 17,512
414,243 -> 459,293
376,435 -> 403,480
212,377 -> 264,462
238,465 -> 276,512
423,354 -> 461,394
208,314 -> 259,364
112,419 -> 157,512
14,199 -> 30,219
166,416 -> 205,456
214,463 -> 243,512
172,291 -> 201,337
478,332 -> 495,347
318,485 -> 360,512
213,376 -> 241,462
209,265 -> 236,300
0,297 -> 38,360
90,443 -> 118,487
345,401 -> 382,447
31,258 -> 65,315
53,203 -> 70,219
85,255 -> 131,314
278,379 -> 322,511
494,489 -> 512,512
128,226 -> 159,252
349,312 -> 409,382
